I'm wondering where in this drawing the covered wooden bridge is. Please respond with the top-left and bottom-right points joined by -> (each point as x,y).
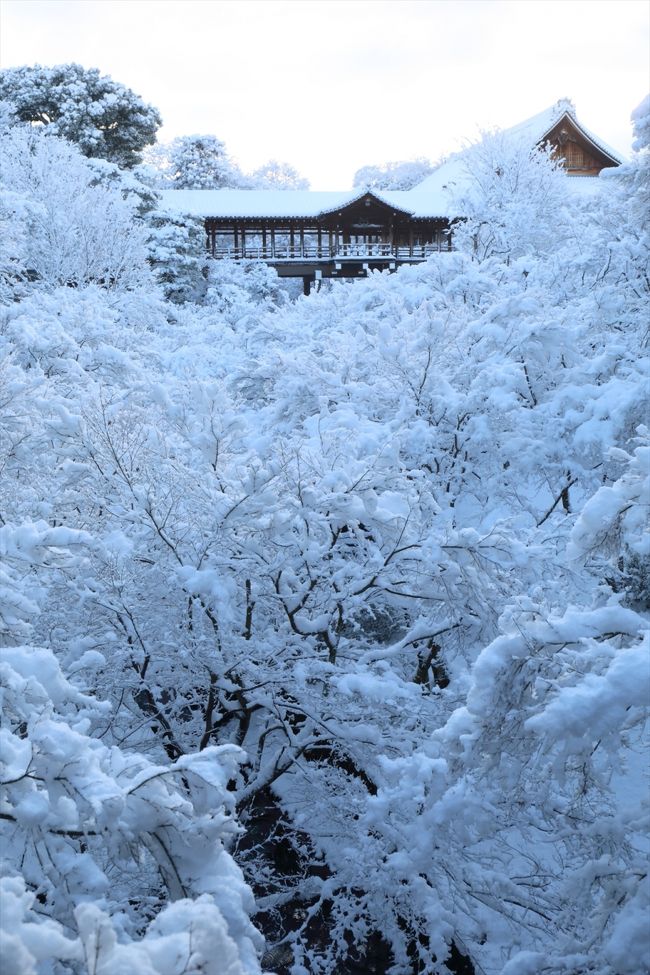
160,188 -> 453,293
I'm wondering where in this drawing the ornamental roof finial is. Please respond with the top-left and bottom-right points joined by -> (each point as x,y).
555,98 -> 576,118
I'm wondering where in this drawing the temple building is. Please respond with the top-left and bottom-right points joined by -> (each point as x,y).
160,100 -> 624,293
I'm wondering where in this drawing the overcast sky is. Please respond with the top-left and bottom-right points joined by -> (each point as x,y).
1,0 -> 647,188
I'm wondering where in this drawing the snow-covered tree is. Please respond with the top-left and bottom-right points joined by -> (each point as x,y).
0,63 -> 162,168
146,207 -> 208,302
144,139 -> 309,192
0,85 -> 647,975
451,129 -> 570,262
167,134 -> 245,189
0,126 -> 153,293
616,93 -> 650,221
0,187 -> 35,304
353,157 -> 435,190
247,159 -> 310,190
0,546 -> 263,973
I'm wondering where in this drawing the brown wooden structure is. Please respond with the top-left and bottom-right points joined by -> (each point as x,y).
204,191 -> 451,293
544,114 -> 622,176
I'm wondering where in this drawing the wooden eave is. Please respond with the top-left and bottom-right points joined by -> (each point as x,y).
539,112 -> 622,169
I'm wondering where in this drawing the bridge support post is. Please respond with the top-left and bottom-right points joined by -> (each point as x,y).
303,275 -> 313,296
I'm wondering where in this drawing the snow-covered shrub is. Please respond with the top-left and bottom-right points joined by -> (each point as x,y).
146,208 -> 208,303
0,517 -> 263,973
0,187 -> 37,304
569,430 -> 650,607
452,129 -> 570,262
203,257 -> 288,322
0,127 -> 153,294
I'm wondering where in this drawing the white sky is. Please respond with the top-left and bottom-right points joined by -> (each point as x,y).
1,0 -> 648,188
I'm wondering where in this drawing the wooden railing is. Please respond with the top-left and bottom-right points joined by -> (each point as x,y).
210,241 -> 451,261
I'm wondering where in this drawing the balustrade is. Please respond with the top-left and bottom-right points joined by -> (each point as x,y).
211,239 -> 450,261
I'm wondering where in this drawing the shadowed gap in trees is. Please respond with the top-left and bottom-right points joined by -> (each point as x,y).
236,786 -> 475,975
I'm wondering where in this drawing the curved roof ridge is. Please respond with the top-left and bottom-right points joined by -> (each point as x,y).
317,186 -> 414,216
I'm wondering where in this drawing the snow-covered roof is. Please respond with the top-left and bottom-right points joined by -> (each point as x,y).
159,187 -> 415,220
159,102 -> 624,222
404,99 -> 624,215
160,189 -> 352,219
502,98 -> 625,166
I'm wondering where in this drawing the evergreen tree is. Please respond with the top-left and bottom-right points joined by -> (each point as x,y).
168,134 -> 244,189
0,63 -> 161,168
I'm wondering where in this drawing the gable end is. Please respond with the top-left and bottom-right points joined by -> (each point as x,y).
540,114 -> 622,175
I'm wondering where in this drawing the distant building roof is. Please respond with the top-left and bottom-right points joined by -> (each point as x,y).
502,98 -> 625,166
408,99 -> 625,213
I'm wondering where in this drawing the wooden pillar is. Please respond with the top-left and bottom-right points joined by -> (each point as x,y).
241,225 -> 246,258
234,226 -> 239,254
408,226 -> 414,257
329,230 -> 334,256
262,226 -> 267,257
303,274 -> 313,296
270,226 -> 276,257
317,227 -> 322,258
299,223 -> 305,257
290,223 -> 295,256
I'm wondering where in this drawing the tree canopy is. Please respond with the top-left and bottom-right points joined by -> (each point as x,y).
353,156 -> 435,190
0,97 -> 648,975
248,159 -> 310,189
167,133 -> 244,189
144,137 -> 310,190
0,63 -> 162,168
